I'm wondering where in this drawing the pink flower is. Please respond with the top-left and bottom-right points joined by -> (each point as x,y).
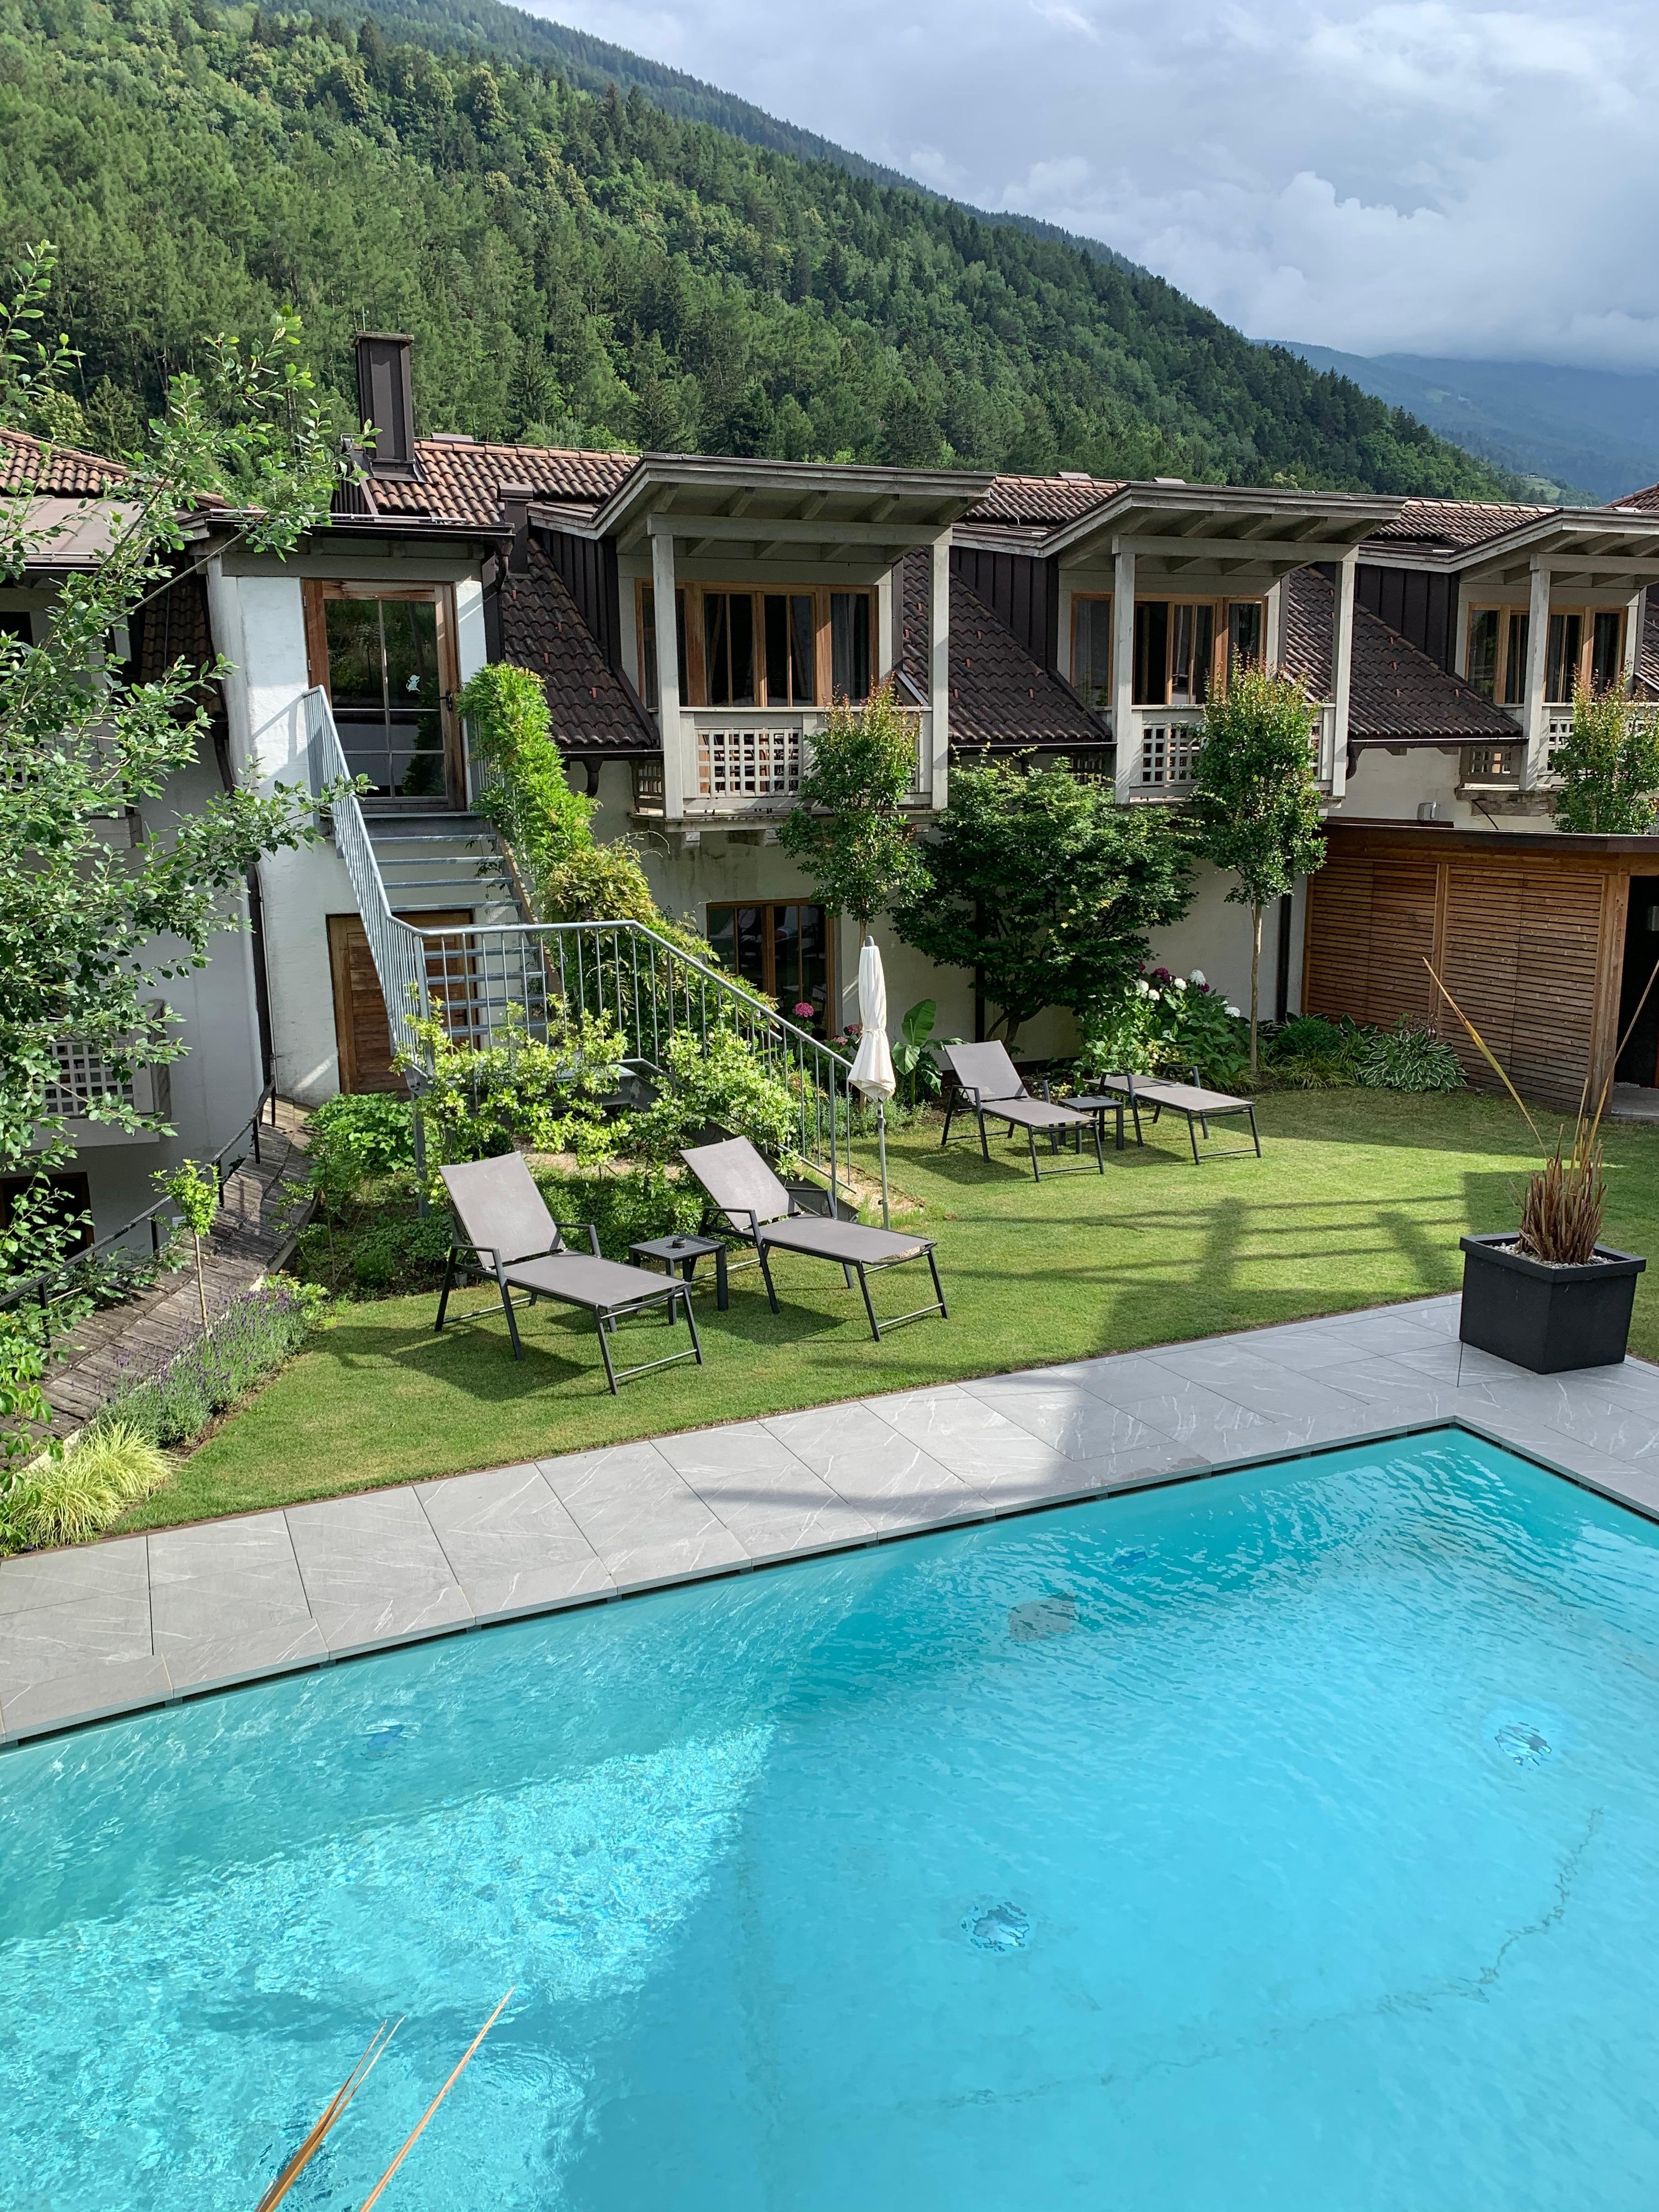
793,1001 -> 816,1019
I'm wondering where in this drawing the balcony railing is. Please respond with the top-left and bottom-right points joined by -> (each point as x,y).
1127,703 -> 1338,793
679,706 -> 932,815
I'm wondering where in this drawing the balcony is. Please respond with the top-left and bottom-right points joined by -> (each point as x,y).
676,707 -> 933,818
1125,703 -> 1338,795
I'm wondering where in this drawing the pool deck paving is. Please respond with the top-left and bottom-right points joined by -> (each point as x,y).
7,1291 -> 1659,1746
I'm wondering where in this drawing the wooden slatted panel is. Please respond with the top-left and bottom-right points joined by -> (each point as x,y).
1438,867 -> 1524,1085
1510,871 -> 1606,1107
1304,854 -> 1374,1022
1362,861 -> 1438,1030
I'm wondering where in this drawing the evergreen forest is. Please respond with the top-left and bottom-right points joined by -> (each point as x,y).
1,0 -> 1516,495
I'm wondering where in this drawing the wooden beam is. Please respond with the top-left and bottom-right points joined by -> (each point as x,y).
1108,533 -> 1367,564
645,513 -> 939,548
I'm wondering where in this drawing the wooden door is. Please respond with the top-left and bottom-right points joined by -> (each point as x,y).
328,910 -> 472,1093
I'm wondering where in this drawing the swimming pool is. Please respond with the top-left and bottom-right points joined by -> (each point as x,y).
4,1427 -> 1659,2209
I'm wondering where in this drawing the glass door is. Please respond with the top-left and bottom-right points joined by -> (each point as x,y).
707,902 -> 831,1032
308,586 -> 457,802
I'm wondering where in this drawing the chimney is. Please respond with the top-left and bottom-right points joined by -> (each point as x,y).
498,481 -> 534,573
354,333 -> 419,478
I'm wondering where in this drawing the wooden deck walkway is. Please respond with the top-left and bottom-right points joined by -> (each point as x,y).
41,1101 -> 313,1436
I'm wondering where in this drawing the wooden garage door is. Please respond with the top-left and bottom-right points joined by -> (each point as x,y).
328,910 -> 472,1093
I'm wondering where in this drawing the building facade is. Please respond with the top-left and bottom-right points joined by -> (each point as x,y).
15,334 -> 1659,1231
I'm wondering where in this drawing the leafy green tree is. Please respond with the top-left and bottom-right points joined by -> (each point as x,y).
778,684 -> 930,941
0,241 -> 341,1453
157,1159 -> 219,1335
892,760 -> 1192,1049
1187,668 -> 1327,1077
1552,686 -> 1659,834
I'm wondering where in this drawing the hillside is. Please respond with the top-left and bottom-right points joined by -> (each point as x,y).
351,0 -> 1147,274
1276,342 -> 1659,506
0,0 -> 1514,495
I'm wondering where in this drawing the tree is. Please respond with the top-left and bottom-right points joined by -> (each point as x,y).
891,759 -> 1192,1049
1187,668 -> 1327,1077
1553,685 -> 1659,834
0,241 -> 342,1453
778,683 -> 930,944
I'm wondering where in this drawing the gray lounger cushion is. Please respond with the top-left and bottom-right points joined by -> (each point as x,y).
501,1250 -> 675,1311
759,1218 -> 932,1265
940,1041 -> 1091,1125
1097,1075 -> 1249,1114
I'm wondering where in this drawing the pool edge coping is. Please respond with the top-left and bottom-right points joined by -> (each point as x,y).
4,1404 -> 1649,1755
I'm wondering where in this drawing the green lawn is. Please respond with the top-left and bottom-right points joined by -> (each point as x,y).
122,1090 -> 1659,1532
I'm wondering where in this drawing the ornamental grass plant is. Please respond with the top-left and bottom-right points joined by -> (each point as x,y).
1,1421 -> 171,1551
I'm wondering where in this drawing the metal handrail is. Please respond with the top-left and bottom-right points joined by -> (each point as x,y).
0,1081 -> 280,1342
306,688 -> 857,1203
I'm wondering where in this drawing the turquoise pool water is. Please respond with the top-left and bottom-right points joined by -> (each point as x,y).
5,1429 -> 1659,2208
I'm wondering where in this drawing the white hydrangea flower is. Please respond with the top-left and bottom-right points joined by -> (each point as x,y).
1188,969 -> 1206,987
1226,1004 -> 1240,1017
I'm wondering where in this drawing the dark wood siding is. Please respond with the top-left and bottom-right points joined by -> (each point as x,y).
1356,564 -> 1458,674
541,528 -> 623,673
951,548 -> 1059,672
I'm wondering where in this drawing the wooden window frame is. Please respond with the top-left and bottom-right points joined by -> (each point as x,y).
1071,592 -> 1267,707
705,899 -> 836,1033
1466,601 -> 1626,707
635,582 -> 878,710
303,579 -> 464,801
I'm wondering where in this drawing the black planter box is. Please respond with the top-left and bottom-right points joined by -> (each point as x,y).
1459,1233 -> 1646,1373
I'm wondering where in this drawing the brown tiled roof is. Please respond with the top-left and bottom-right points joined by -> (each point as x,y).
0,426 -> 127,496
498,541 -> 657,754
1281,568 -> 1517,741
899,550 -> 1109,751
133,568 -> 216,696
366,439 -> 639,526
1363,495 -> 1550,550
967,473 -> 1123,526
1610,480 -> 1659,514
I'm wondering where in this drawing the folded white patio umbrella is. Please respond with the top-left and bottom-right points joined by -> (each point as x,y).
849,935 -> 896,1227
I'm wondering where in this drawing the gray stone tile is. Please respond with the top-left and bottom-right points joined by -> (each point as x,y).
1238,1325 -> 1373,1375
0,1570 -> 156,1739
285,1489 -> 473,1657
1143,1344 -> 1373,1423
417,1461 -> 611,1622
1300,1355 -> 1459,1407
867,1385 -> 1075,1500
763,1403 -> 985,1531
1,1652 -> 173,1742
962,1376 -> 1163,1463
0,1534 -> 149,1619
148,1513 -> 326,1689
1109,1370 -> 1286,1452
656,1421 -> 876,1558
541,1440 -> 748,1588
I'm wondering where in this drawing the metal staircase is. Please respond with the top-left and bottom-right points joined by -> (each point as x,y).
303,688 -> 856,1201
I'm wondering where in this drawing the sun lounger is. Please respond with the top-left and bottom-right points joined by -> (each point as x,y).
679,1136 -> 947,1341
435,1153 -> 702,1391
1094,1068 -> 1261,1164
937,1041 -> 1104,1181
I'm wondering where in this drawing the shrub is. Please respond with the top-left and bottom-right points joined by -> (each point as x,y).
1353,1025 -> 1465,1092
306,1092 -> 416,1196
106,1279 -> 328,1447
628,1025 -> 802,1166
1553,685 -> 1659,835
400,1003 -> 627,1168
1077,969 -> 1250,1090
0,1421 -> 171,1550
1261,1013 -> 1368,1088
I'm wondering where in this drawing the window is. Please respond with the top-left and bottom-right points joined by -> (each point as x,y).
304,583 -> 457,801
1467,603 -> 1624,704
1104,596 -> 1264,708
707,902 -> 831,1032
1071,595 -> 1112,709
637,584 -> 873,709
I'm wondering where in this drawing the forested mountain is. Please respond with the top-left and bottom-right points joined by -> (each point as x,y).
352,0 -> 1146,274
0,0 -> 1515,494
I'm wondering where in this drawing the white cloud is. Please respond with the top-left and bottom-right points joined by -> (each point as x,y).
527,0 -> 1659,368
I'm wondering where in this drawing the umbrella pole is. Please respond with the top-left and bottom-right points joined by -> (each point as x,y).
877,1101 -> 890,1229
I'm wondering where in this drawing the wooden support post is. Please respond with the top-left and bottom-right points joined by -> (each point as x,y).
1112,543 -> 1137,802
1522,556 -> 1551,788
1330,548 -> 1356,801
652,524 -> 686,820
929,531 -> 950,811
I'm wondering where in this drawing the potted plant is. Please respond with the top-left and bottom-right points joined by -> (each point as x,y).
1429,958 -> 1646,1372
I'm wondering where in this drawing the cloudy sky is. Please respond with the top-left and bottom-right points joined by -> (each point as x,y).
531,0 -> 1656,370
